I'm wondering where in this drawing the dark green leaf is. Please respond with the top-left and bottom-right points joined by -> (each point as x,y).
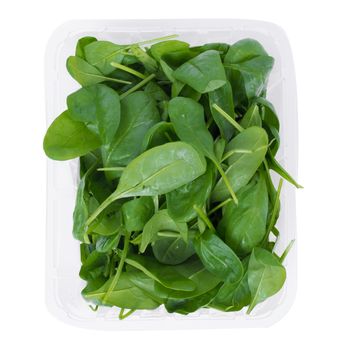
43,110 -> 101,160
193,230 -> 243,284
174,50 -> 227,93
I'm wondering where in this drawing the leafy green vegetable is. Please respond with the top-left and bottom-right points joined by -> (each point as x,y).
43,110 -> 101,160
247,247 -> 286,313
102,91 -> 160,171
67,84 -> 120,145
152,234 -> 195,265
87,142 -> 206,225
66,56 -> 131,87
43,34 -> 300,318
212,126 -> 269,202
219,172 -> 269,256
174,50 -> 227,93
140,209 -> 188,252
122,197 -> 154,233
193,230 -> 243,284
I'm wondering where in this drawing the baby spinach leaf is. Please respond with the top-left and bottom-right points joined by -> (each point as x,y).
155,259 -> 221,299
122,197 -> 154,232
240,102 -> 262,128
79,250 -> 109,281
144,81 -> 169,101
66,56 -> 131,87
84,40 -> 125,75
102,91 -> 160,169
208,82 -> 235,141
87,142 -> 206,225
83,271 -> 160,309
174,50 -> 227,93
219,173 -> 268,256
141,122 -> 177,151
67,84 -> 121,145
224,39 -> 274,105
75,36 -> 97,59
210,258 -> 251,311
169,96 -> 238,203
43,110 -> 101,160
73,160 -> 97,242
212,126 -> 268,202
267,150 -> 302,188
95,232 -> 121,253
165,286 -> 219,314
152,234 -> 195,265
140,209 -> 188,253
125,253 -> 196,291
166,165 -> 213,222
193,230 -> 243,284
130,46 -> 158,73
150,40 -> 190,61
247,247 -> 286,313
93,211 -> 122,236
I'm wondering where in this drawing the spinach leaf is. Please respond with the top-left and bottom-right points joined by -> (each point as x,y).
152,233 -> 195,265
67,84 -> 120,145
212,126 -> 268,202
208,82 -> 235,141
141,121 -> 177,151
210,258 -> 251,311
84,40 -> 125,75
224,39 -> 274,105
193,230 -> 243,284
87,142 -> 206,225
43,110 -> 101,160
75,36 -> 97,59
102,91 -> 160,170
247,247 -> 286,313
140,209 -> 188,253
83,271 -> 160,309
169,96 -> 238,203
122,197 -> 154,232
174,50 -> 227,93
219,172 -> 269,256
95,233 -> 121,253
66,56 -> 131,87
155,259 -> 221,299
125,253 -> 196,291
150,40 -> 190,61
166,165 -> 213,223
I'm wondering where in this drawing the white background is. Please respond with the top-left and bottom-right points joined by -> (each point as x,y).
1,0 -> 349,348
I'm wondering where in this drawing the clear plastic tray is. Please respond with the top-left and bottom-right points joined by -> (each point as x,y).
45,19 -> 298,330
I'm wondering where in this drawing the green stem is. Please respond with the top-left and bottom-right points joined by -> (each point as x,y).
102,76 -> 132,85
212,103 -> 244,133
213,160 -> 238,204
120,74 -> 156,99
86,191 -> 121,226
103,231 -> 131,303
280,239 -> 295,263
134,34 -> 178,47
157,231 -> 181,238
97,167 -> 125,172
110,62 -> 146,79
208,198 -> 233,216
118,308 -> 136,320
153,195 -> 159,212
221,149 -> 252,163
263,179 -> 283,244
193,205 -> 215,232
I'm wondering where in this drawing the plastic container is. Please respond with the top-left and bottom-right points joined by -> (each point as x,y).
45,19 -> 298,330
